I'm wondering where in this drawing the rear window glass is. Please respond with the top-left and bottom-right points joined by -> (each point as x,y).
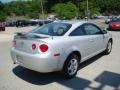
29,22 -> 72,36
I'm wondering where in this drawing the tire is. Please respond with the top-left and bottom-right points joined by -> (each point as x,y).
63,54 -> 79,79
104,40 -> 112,55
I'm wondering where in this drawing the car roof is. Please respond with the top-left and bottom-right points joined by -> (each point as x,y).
55,20 -> 87,25
57,20 -> 87,36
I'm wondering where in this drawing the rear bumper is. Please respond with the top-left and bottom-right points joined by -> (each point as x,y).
108,26 -> 120,30
11,48 -> 60,72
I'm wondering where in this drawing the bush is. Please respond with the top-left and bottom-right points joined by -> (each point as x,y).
0,13 -> 6,22
28,12 -> 39,19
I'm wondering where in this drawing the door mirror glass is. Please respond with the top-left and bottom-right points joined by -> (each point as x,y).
101,27 -> 107,34
102,29 -> 107,34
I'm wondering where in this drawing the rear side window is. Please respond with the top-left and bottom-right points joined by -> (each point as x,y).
69,26 -> 85,36
30,22 -> 71,36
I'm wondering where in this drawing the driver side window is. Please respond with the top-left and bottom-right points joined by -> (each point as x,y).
84,24 -> 102,35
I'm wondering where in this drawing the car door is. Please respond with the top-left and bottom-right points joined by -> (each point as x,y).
69,25 -> 94,62
83,23 -> 105,57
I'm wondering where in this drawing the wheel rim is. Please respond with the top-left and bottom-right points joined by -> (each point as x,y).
108,42 -> 112,53
67,59 -> 78,75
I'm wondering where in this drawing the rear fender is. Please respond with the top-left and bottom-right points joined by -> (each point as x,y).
58,46 -> 80,70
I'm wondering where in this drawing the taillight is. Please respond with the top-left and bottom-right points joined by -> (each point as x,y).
32,44 -> 36,50
39,44 -> 48,52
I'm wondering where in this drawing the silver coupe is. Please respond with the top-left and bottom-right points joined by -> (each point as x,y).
11,21 -> 113,78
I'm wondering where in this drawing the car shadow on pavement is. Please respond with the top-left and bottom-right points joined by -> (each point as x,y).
79,53 -> 104,70
13,66 -> 91,90
12,53 -> 106,90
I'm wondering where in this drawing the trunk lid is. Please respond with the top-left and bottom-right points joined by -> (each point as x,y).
14,32 -> 49,54
15,39 -> 39,54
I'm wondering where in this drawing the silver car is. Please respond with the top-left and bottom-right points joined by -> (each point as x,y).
11,21 -> 113,78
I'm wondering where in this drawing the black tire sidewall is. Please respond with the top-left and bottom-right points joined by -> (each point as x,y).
63,54 -> 79,79
105,41 -> 112,54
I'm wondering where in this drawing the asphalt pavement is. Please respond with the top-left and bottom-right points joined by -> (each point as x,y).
0,21 -> 120,90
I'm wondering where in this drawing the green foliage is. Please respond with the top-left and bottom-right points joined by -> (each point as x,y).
4,1 -> 28,16
0,1 -> 6,21
3,0 -> 47,19
28,12 -> 39,19
0,13 -> 6,22
52,2 -> 78,19
0,1 -> 4,11
0,0 -> 120,20
96,0 -> 120,15
79,1 -> 100,17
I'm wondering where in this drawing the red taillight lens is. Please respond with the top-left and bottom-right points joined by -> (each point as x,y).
39,44 -> 48,52
32,44 -> 36,50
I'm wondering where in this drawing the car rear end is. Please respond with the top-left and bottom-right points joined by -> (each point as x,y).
11,33 -> 59,72
0,22 -> 5,31
108,19 -> 120,30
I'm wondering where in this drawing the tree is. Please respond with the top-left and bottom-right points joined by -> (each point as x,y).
78,1 -> 100,17
96,0 -> 120,15
28,12 -> 39,19
0,13 -> 6,22
0,0 -> 120,21
52,2 -> 78,19
0,1 -> 6,21
0,1 -> 4,11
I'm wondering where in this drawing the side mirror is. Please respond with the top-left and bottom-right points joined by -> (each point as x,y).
102,29 -> 107,34
101,27 -> 107,34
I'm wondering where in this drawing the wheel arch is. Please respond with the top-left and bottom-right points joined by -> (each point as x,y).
69,51 -> 81,62
62,50 -> 81,70
109,38 -> 113,45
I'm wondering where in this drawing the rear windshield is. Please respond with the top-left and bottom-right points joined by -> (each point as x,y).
29,22 -> 71,36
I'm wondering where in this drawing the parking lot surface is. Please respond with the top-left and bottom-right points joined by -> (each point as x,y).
0,21 -> 120,90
